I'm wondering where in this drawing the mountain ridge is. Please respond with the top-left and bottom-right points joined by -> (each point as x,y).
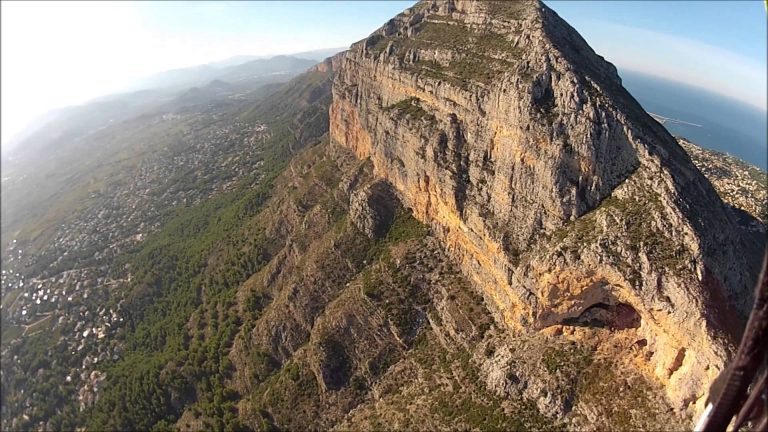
121,55 -> 318,93
330,0 -> 763,419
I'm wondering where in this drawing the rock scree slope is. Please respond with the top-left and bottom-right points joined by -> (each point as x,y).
330,0 -> 764,420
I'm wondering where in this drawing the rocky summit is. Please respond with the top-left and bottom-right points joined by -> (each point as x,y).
331,0 -> 764,423
2,1 -> 765,431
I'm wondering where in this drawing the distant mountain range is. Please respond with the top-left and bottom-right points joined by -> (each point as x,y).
120,47 -> 345,93
207,47 -> 347,67
119,55 -> 320,94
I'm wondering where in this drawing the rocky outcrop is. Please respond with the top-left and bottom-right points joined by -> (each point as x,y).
350,180 -> 401,238
330,0 -> 764,420
311,52 -> 346,74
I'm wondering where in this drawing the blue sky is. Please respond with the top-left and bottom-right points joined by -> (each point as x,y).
547,1 -> 766,60
2,1 -> 765,146
545,0 -> 767,111
134,1 -> 415,54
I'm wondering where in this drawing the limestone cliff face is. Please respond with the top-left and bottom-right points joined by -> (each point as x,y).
330,0 -> 764,418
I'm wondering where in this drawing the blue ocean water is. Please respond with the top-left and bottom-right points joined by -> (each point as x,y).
618,70 -> 767,169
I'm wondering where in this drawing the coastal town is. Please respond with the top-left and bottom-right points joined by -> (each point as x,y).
678,137 -> 768,225
0,111 -> 272,426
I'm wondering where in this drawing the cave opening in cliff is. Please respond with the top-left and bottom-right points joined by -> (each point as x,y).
562,302 -> 641,330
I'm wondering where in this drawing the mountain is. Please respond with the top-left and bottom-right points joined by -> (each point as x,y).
286,47 -> 348,63
0,55 -> 324,243
1,1 -> 765,431
122,55 -> 317,93
330,0 -> 764,423
2,55 -> 318,164
0,54 -> 341,432
208,48 -> 347,68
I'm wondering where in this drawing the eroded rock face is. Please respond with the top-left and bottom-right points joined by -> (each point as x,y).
330,0 -> 764,419
350,180 -> 401,239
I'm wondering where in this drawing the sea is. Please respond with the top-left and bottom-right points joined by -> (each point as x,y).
618,70 -> 767,170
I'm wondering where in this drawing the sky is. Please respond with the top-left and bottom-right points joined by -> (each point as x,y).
545,0 -> 767,111
0,1 -> 413,145
1,0 -> 766,147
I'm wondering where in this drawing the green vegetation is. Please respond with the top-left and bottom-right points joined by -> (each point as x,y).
69,72 -> 335,431
1,323 -> 23,342
483,1 -> 532,19
84,154 -> 284,430
386,208 -> 429,243
416,21 -> 477,46
550,186 -> 687,283
384,97 -> 437,125
367,345 -> 400,377
22,314 -> 55,335
359,209 -> 430,340
355,206 -> 428,266
407,56 -> 517,89
383,255 -> 430,338
599,194 -> 688,270
283,361 -> 301,382
576,359 -> 681,430
74,127 -> 399,430
247,358 -> 320,431
368,18 -> 523,90
366,34 -> 391,56
4,8 -> 725,430
397,330 -> 554,431
414,21 -> 516,55
2,58 -> 340,430
542,342 -> 593,377
250,349 -> 280,382
444,58 -> 508,84
361,268 -> 383,300
318,336 -> 352,389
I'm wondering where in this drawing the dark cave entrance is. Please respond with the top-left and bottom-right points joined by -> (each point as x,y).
561,302 -> 641,330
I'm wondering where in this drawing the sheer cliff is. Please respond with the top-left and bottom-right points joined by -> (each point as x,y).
330,0 -> 764,421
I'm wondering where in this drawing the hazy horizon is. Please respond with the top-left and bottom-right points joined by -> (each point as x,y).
0,47 -> 346,152
2,1 -> 765,149
0,1 -> 415,146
